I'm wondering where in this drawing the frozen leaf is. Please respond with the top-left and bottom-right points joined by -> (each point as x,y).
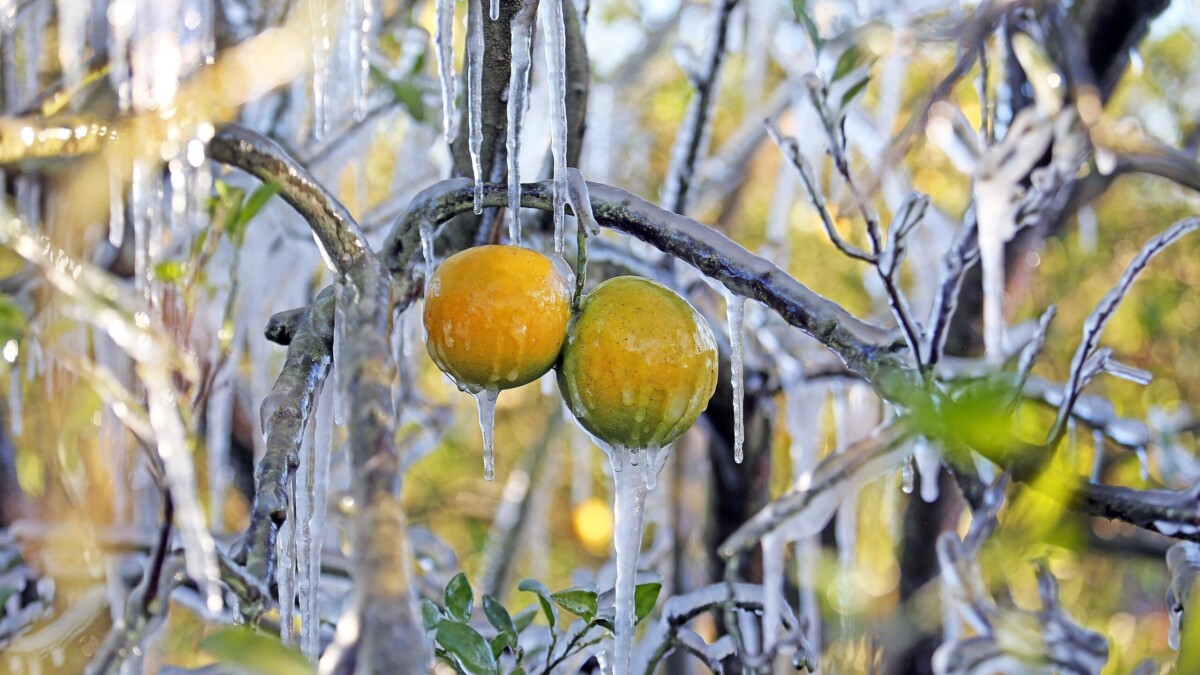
550,586 -> 598,624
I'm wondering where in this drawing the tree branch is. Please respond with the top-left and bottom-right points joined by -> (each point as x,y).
383,178 -> 907,383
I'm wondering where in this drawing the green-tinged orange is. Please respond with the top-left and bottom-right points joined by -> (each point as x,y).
424,245 -> 571,392
558,276 -> 718,449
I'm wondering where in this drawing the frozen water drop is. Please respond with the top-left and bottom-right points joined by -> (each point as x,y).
901,454 -> 914,494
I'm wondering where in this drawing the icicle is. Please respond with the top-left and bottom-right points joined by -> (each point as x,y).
107,0 -> 134,112
1170,606 -> 1183,650
1090,428 -> 1104,482
565,167 -> 601,235
900,454 -> 914,494
144,370 -> 224,615
418,217 -> 436,273
643,446 -> 662,490
506,0 -> 536,244
301,384 -> 333,660
540,0 -> 568,252
761,532 -> 783,654
727,295 -> 746,463
277,494 -> 297,646
914,439 -> 940,503
56,0 -> 88,109
466,0 -> 485,214
354,0 -> 376,120
309,0 -> 333,140
205,348 -> 236,535
433,0 -> 457,146
295,397 -> 317,653
7,366 -> 20,438
1136,446 -> 1150,481
332,284 -> 347,426
609,445 -> 650,675
475,388 -> 499,480
489,0 -> 499,20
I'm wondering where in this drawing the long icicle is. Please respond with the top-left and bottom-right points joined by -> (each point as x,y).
433,0 -> 457,147
467,0 -> 485,214
727,294 -> 745,463
541,0 -> 568,253
506,0 -> 538,244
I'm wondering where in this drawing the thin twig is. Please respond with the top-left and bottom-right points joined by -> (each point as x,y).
1047,217 -> 1200,447
660,0 -> 741,215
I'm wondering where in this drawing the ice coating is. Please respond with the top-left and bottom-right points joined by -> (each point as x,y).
506,0 -> 538,243
727,293 -> 746,463
541,0 -> 569,252
434,0 -> 457,146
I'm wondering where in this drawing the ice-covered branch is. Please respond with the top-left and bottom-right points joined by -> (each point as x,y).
383,178 -> 907,383
208,125 -> 370,275
635,582 -> 814,674
232,286 -> 335,585
660,0 -> 740,214
718,426 -> 907,557
208,125 -> 427,671
1047,217 -> 1200,447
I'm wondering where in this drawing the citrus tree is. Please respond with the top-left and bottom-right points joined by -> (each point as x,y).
0,0 -> 1199,673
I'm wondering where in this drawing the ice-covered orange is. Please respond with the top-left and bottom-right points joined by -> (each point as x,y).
557,276 -> 718,449
424,245 -> 571,392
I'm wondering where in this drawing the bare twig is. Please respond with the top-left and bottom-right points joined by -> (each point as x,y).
660,0 -> 741,215
1047,217 -> 1200,448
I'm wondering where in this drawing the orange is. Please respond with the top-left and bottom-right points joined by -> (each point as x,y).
557,276 -> 718,449
424,245 -> 571,392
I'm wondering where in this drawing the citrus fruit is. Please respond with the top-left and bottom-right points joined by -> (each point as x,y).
424,245 -> 572,392
557,276 -> 718,450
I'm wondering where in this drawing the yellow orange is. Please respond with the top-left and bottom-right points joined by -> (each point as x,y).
424,245 -> 571,392
557,276 -> 718,449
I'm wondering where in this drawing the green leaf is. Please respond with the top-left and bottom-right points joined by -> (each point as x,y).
199,628 -> 315,675
434,620 -> 498,675
550,587 -> 598,624
483,595 -> 518,642
832,46 -> 863,83
445,572 -> 474,623
390,79 -> 427,122
512,604 -> 538,634
634,582 -> 662,624
517,578 -> 558,629
230,181 -> 280,247
0,586 -> 18,608
421,597 -> 443,630
840,76 -> 871,109
791,0 -> 823,52
488,633 -> 509,660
